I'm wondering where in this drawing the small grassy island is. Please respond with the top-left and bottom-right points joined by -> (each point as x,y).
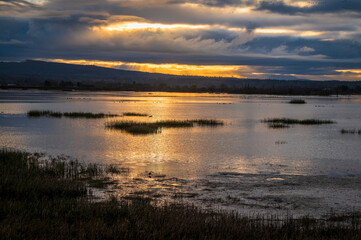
106,119 -> 224,135
28,110 -> 119,119
264,118 -> 335,125
27,110 -> 151,119
122,112 -> 149,117
264,118 -> 335,129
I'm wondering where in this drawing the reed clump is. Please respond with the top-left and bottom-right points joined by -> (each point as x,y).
190,119 -> 224,126
122,112 -> 149,117
28,110 -> 62,118
27,110 -> 119,119
1,149 -> 361,240
106,119 -> 224,135
63,112 -> 118,118
263,118 -> 335,125
341,129 -> 361,134
289,99 -> 306,104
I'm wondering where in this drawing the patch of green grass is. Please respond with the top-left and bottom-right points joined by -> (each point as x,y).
122,112 -> 149,117
289,99 -> 306,104
106,119 -> 224,135
263,118 -> 335,125
1,149 -> 361,239
27,110 -> 119,119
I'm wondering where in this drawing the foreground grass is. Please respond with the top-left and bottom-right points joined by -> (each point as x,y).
106,119 -> 224,135
28,110 -> 119,118
289,99 -> 306,104
1,149 -> 361,240
263,118 -> 335,125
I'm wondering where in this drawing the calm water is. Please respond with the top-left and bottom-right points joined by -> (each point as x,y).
1,90 -> 361,217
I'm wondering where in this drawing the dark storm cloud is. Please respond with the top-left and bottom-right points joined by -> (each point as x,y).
258,0 -> 361,14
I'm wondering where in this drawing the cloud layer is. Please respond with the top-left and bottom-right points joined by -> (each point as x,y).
1,0 -> 361,80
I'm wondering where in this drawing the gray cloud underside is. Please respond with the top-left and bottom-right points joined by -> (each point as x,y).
258,0 -> 361,14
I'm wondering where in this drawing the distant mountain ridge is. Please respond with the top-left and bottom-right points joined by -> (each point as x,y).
0,60 -> 360,94
0,60 -> 169,82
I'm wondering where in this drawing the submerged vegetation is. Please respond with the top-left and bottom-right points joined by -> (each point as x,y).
289,99 -> 306,104
268,123 -> 291,129
27,110 -> 119,118
1,149 -> 361,240
106,119 -> 224,135
341,129 -> 361,134
264,118 -> 335,125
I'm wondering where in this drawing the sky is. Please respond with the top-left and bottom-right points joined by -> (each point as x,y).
1,0 -> 361,81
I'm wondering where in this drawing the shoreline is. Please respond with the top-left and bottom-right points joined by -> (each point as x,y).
1,86 -> 361,97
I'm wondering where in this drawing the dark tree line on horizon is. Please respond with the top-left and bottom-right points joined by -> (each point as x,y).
1,79 -> 360,96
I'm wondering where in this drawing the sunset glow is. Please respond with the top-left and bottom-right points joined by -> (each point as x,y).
42,59 -> 249,78
100,22 -> 208,32
1,0 -> 361,81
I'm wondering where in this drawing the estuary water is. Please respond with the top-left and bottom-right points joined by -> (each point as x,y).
1,90 -> 361,217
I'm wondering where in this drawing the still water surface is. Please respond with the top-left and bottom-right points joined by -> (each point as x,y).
1,90 -> 361,217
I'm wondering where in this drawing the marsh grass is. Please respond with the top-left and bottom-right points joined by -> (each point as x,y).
191,119 -> 224,126
27,110 -> 119,119
289,99 -> 306,104
122,112 -> 149,117
1,149 -> 361,239
105,121 -> 160,135
28,110 -> 63,118
106,119 -> 224,135
263,118 -> 335,125
341,129 -> 361,134
63,112 -> 118,118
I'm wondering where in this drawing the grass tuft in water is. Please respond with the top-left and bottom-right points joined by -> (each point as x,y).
263,118 -> 335,125
191,119 -> 224,126
289,99 -> 306,104
106,119 -> 223,135
122,112 -> 149,117
341,129 -> 361,134
63,112 -> 118,118
28,110 -> 62,118
105,121 -> 160,135
27,110 -> 119,119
